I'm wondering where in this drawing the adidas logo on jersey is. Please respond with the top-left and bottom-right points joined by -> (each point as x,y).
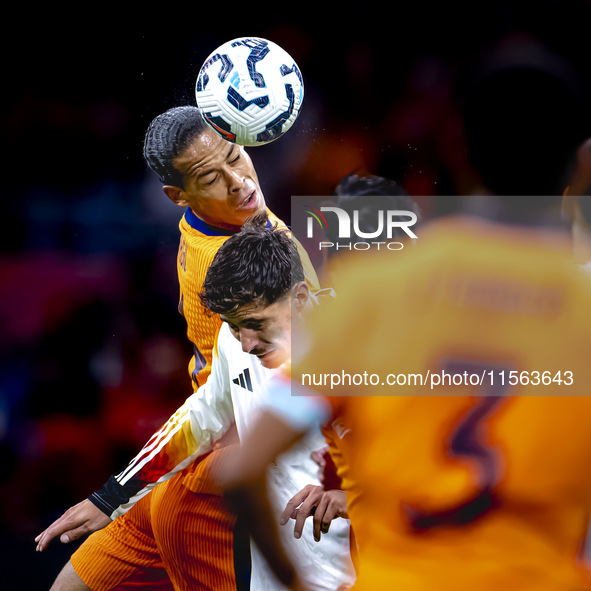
233,368 -> 253,392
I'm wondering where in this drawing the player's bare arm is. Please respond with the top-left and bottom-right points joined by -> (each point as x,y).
310,446 -> 329,484
281,485 -> 348,542
35,499 -> 111,552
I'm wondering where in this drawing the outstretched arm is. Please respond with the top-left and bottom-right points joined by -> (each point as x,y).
35,334 -> 235,551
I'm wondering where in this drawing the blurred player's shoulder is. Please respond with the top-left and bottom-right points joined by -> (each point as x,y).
325,212 -> 590,300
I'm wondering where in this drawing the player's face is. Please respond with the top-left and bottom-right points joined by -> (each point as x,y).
220,295 -> 292,369
174,129 -> 267,230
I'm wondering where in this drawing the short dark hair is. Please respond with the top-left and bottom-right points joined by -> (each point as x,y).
200,214 -> 305,315
327,173 -> 421,243
334,173 -> 411,200
143,106 -> 210,188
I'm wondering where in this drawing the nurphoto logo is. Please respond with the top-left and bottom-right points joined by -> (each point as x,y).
303,204 -> 418,251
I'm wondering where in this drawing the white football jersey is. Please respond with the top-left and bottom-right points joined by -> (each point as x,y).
181,321 -> 355,591
207,322 -> 355,591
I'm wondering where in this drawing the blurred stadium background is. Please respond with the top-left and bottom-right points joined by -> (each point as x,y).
2,3 -> 591,588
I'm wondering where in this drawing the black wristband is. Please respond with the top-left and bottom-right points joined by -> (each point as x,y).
87,475 -> 139,516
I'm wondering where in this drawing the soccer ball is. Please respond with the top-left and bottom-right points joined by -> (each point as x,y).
195,37 -> 304,146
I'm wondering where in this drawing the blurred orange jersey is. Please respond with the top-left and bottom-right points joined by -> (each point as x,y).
178,207 -> 320,390
295,215 -> 591,590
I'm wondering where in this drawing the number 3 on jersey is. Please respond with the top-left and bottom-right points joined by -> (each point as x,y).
409,359 -> 514,531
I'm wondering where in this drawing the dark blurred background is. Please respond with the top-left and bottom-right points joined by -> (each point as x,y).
2,3 -> 591,588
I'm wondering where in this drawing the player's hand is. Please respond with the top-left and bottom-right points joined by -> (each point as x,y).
35,499 -> 111,552
280,485 -> 348,542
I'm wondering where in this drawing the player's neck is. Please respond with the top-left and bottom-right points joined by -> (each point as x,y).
190,209 -> 242,233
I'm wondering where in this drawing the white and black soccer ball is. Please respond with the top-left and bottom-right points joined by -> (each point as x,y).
195,37 -> 304,146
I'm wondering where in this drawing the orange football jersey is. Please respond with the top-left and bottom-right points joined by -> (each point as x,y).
178,207 -> 320,390
295,215 -> 591,590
